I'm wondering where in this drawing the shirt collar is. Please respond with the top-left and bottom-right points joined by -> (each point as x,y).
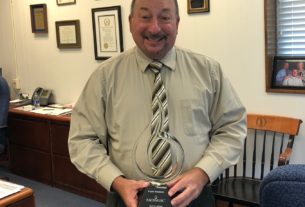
135,47 -> 176,72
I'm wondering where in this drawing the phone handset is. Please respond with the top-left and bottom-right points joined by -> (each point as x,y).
32,87 -> 44,100
31,87 -> 52,106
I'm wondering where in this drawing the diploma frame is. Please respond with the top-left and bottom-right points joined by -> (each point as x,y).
57,0 -> 76,6
188,0 -> 210,14
55,20 -> 81,49
30,4 -> 48,33
92,6 -> 124,60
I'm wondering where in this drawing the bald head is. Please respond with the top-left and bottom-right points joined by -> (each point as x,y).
130,0 -> 180,17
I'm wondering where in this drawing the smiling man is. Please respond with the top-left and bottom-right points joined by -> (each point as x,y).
129,0 -> 179,60
68,0 -> 247,207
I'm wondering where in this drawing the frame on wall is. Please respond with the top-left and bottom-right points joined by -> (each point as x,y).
55,20 -> 81,49
57,0 -> 76,6
267,56 -> 305,94
30,4 -> 48,33
92,6 -> 124,60
188,0 -> 209,14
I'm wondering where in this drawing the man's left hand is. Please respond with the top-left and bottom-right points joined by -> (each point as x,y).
167,167 -> 210,207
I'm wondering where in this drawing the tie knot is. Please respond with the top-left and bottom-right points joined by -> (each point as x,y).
149,61 -> 163,74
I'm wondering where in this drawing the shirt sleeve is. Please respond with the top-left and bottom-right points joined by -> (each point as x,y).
195,61 -> 247,183
68,67 -> 124,191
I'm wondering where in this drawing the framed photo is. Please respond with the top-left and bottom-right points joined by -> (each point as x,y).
30,4 -> 48,33
57,0 -> 76,6
188,0 -> 210,14
92,6 -> 124,60
55,20 -> 81,49
268,56 -> 305,94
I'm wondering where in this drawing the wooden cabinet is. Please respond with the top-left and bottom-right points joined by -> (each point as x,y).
9,115 -> 52,185
50,121 -> 106,202
8,109 -> 107,203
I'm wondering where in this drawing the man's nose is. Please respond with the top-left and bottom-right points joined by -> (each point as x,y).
148,18 -> 161,33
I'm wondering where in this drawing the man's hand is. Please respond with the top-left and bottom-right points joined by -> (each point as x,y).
111,176 -> 150,207
167,168 -> 210,207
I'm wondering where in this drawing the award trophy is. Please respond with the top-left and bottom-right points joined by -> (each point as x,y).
133,75 -> 184,207
133,127 -> 185,207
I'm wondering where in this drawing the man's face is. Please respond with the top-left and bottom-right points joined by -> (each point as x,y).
284,63 -> 289,70
292,69 -> 298,77
129,0 -> 180,60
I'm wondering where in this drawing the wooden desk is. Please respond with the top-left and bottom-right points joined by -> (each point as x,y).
8,108 -> 107,203
0,187 -> 35,207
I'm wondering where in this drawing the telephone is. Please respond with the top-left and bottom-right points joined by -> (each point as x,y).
32,87 -> 52,106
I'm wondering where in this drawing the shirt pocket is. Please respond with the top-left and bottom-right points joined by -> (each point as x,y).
181,99 -> 211,143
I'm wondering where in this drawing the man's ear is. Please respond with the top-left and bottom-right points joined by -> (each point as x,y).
129,14 -> 132,32
176,16 -> 180,33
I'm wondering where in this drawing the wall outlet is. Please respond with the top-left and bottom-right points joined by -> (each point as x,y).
12,78 -> 21,90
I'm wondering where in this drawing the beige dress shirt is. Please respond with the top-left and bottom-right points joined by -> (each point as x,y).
68,46 -> 247,191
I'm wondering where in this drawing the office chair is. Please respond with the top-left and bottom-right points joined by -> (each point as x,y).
212,114 -> 302,207
260,164 -> 305,207
0,75 -> 10,158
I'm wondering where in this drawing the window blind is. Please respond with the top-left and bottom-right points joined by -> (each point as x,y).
277,0 -> 305,55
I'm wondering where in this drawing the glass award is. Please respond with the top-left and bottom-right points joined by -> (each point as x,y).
133,126 -> 184,207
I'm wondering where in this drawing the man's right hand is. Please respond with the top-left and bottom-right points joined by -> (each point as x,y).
111,176 -> 150,207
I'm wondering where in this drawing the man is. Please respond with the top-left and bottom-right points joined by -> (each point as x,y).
282,68 -> 303,87
68,0 -> 247,206
275,62 -> 290,86
296,62 -> 305,85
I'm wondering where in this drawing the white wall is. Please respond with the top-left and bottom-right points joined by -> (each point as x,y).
1,0 -> 305,164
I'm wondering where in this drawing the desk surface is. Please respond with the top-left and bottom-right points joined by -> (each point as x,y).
9,107 -> 70,123
0,187 -> 35,207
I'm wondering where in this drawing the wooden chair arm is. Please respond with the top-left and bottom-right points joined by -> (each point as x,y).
278,148 -> 292,166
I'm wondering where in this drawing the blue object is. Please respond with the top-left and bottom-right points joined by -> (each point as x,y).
0,76 -> 10,154
260,164 -> 305,207
32,91 -> 40,109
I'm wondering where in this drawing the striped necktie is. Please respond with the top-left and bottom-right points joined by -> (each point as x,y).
149,61 -> 172,177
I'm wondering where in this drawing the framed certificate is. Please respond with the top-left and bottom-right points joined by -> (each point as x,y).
92,6 -> 124,60
188,0 -> 210,14
55,20 -> 81,49
30,4 -> 48,33
57,0 -> 76,6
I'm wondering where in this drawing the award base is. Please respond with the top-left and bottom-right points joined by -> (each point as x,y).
138,184 -> 172,207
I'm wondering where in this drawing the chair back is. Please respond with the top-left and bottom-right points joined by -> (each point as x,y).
221,113 -> 302,180
260,164 -> 305,207
0,76 -> 10,154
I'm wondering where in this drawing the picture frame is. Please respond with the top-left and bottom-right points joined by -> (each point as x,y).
55,20 -> 81,49
57,0 -> 76,6
267,56 -> 305,94
92,6 -> 124,60
188,0 -> 210,14
30,4 -> 48,33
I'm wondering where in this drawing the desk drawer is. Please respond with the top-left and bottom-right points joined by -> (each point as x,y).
10,145 -> 52,185
8,117 -> 50,152
52,155 -> 107,202
50,123 -> 70,156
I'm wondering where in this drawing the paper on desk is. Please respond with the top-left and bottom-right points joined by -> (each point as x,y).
31,107 -> 72,115
0,179 -> 24,199
15,105 -> 33,111
10,99 -> 23,103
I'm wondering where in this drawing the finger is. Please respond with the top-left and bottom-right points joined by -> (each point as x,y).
167,175 -> 181,187
167,179 -> 176,187
171,188 -> 193,207
136,180 -> 150,190
168,178 -> 185,197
